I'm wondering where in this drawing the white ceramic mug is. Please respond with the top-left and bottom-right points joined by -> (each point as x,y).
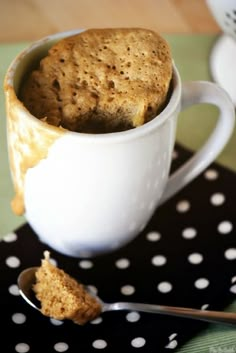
4,29 -> 235,258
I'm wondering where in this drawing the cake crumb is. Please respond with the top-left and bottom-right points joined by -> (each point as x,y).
33,251 -> 102,325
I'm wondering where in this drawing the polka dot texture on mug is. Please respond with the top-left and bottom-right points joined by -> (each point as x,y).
1,145 -> 236,353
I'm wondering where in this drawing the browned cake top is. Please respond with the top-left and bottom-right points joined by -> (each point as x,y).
20,28 -> 172,133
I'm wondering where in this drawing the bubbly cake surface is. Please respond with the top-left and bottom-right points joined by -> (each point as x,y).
20,28 -> 172,133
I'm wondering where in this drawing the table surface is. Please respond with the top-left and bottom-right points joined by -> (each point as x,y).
0,0 -> 220,42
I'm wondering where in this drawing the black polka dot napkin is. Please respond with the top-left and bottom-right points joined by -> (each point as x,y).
1,144 -> 236,353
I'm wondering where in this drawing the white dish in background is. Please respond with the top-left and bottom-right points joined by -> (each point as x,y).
209,34 -> 236,106
206,0 -> 236,105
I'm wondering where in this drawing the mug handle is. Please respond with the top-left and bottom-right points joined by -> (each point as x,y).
160,81 -> 235,205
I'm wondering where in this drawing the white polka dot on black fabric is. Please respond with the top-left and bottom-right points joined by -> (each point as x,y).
126,311 -> 140,323
188,253 -> 203,265
12,313 -> 26,324
230,285 -> 236,294
217,221 -> 233,234
182,227 -> 197,239
210,192 -> 225,206
5,256 -> 20,268
165,333 -> 178,349
204,168 -> 219,180
165,339 -> 178,349
231,276 -> 236,283
169,333 -> 178,341
146,231 -> 161,242
115,258 -> 130,269
194,278 -> 210,289
157,281 -> 173,293
121,285 -> 135,296
78,260 -> 93,269
53,342 -> 69,352
86,285 -> 98,296
92,339 -> 107,349
151,255 -> 167,266
224,248 -> 236,260
3,232 -> 17,242
201,304 -> 209,310
15,343 -> 30,353
90,317 -> 103,324
131,337 -> 146,348
8,284 -> 20,296
50,318 -> 64,326
176,200 -> 190,213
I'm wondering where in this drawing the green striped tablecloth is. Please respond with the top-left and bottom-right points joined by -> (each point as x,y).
0,34 -> 235,352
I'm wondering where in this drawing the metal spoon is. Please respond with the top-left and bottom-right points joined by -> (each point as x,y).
17,267 -> 236,326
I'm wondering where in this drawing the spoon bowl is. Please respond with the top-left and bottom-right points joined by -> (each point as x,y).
18,267 -> 41,311
18,266 -> 236,326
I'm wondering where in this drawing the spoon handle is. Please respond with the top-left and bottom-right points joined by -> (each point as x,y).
104,302 -> 236,326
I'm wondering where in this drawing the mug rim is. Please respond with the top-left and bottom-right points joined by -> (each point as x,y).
5,28 -> 182,142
